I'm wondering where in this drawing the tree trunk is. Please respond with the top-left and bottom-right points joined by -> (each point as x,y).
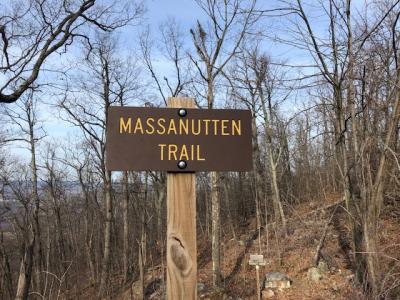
15,235 -> 34,300
98,170 -> 113,299
155,174 -> 166,296
222,177 -> 237,241
138,243 -> 144,300
122,171 -> 130,283
365,66 -> 400,298
270,157 -> 287,236
0,233 -> 13,299
211,171 -> 221,287
251,111 -> 264,208
79,172 -> 96,285
261,92 -> 287,236
206,79 -> 222,288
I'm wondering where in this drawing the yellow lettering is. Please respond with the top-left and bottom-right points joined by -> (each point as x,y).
158,144 -> 166,160
167,119 -> 177,134
212,120 -> 220,135
157,118 -> 166,134
203,119 -> 211,135
134,118 -> 144,134
192,119 -> 201,135
191,144 -> 194,160
221,120 -> 229,135
119,117 -> 131,133
179,119 -> 189,135
197,145 -> 205,161
168,144 -> 178,160
145,118 -> 155,134
179,144 -> 189,160
232,120 -> 241,135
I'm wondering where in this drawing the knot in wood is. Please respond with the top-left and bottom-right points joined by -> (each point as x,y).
169,236 -> 192,276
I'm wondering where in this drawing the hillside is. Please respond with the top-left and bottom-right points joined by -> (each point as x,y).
114,195 -> 400,299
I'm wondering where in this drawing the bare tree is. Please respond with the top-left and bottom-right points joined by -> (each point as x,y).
0,0 -> 144,104
189,0 -> 258,287
59,34 -> 142,298
2,91 -> 46,299
271,0 -> 400,296
140,17 -> 192,105
231,45 -> 291,241
229,46 -> 265,243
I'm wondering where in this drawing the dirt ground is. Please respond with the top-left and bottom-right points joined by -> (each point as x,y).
113,194 -> 400,300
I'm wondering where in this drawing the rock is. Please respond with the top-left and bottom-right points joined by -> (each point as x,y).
308,267 -> 323,282
331,283 -> 339,292
346,274 -> 355,282
263,272 -> 291,290
130,280 -> 142,298
318,261 -> 329,273
198,282 -> 206,293
343,269 -> 353,276
262,289 -> 275,299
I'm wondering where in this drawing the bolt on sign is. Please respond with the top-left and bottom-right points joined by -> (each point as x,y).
106,106 -> 252,172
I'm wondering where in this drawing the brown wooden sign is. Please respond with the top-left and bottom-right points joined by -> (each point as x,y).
106,106 -> 252,172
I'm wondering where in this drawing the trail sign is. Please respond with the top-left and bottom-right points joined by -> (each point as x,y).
106,106 -> 252,172
106,98 -> 253,300
249,254 -> 266,266
249,254 -> 266,300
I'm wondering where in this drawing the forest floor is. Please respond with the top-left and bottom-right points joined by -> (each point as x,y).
113,193 -> 400,299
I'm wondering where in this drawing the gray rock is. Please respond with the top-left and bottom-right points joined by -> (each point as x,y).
198,282 -> 206,293
346,274 -> 355,282
263,272 -> 291,290
308,267 -> 323,282
318,261 -> 329,273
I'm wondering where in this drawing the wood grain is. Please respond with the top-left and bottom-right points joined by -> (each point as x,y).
167,97 -> 197,300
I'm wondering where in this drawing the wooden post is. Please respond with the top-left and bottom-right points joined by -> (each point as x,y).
256,265 -> 260,300
249,254 -> 265,300
167,97 -> 197,300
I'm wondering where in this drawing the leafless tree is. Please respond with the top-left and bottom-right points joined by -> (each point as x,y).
140,18 -> 192,106
59,34 -> 140,298
0,0 -> 144,104
189,0 -> 259,287
1,91 -> 46,299
270,0 -> 400,296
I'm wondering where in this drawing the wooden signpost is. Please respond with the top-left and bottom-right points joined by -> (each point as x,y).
249,254 -> 266,300
106,97 -> 252,299
166,98 -> 197,300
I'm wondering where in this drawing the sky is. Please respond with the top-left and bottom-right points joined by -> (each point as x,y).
147,0 -> 204,26
1,0 -> 371,166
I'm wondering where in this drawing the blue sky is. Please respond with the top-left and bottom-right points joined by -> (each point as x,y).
2,0 -> 370,165
146,0 -> 204,26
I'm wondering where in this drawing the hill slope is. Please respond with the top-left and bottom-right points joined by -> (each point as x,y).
118,195 -> 400,299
